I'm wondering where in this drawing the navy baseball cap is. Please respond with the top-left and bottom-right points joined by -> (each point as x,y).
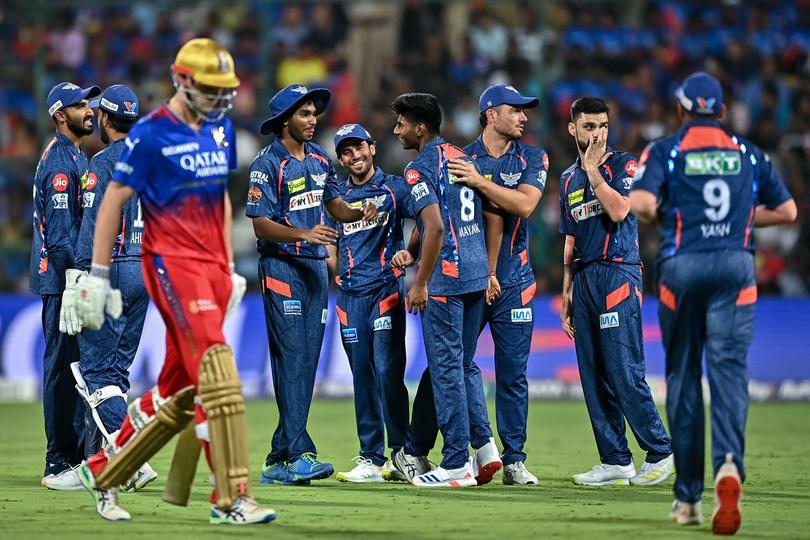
260,84 -> 331,135
675,72 -> 723,115
47,81 -> 101,117
479,84 -> 539,113
89,84 -> 140,119
333,123 -> 373,153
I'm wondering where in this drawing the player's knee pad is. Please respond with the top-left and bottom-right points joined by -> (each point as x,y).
95,385 -> 195,489
198,344 -> 251,508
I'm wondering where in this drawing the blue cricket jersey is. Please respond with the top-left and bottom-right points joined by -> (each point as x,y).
631,119 -> 793,262
330,168 -> 410,293
465,136 -> 548,287
76,138 -> 142,269
246,138 -> 335,259
29,131 -> 90,294
559,148 -> 641,266
406,137 -> 489,296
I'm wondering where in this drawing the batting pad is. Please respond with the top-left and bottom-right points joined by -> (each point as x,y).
96,387 -> 195,489
199,344 -> 252,509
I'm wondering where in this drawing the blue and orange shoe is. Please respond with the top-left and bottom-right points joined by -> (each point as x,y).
286,453 -> 334,482
260,461 -> 309,486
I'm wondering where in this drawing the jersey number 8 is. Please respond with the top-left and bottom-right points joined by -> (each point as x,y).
460,186 -> 475,222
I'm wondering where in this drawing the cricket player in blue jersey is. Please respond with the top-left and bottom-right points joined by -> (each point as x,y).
630,72 -> 797,534
247,85 -> 376,485
447,84 -> 547,485
388,93 -> 502,488
558,97 -> 673,487
62,84 -> 156,491
31,81 -> 100,490
325,123 -> 416,483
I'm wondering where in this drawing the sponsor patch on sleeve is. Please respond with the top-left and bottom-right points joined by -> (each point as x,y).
52,173 -> 69,192
624,160 -> 638,177
405,169 -> 421,185
248,186 -> 262,204
411,182 -> 429,201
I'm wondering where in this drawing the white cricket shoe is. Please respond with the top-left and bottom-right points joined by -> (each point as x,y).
123,462 -> 158,492
472,437 -> 503,485
671,499 -> 703,525
712,453 -> 742,535
503,462 -> 539,485
392,449 -> 430,482
411,460 -> 476,488
210,496 -> 276,525
41,465 -> 84,491
382,459 -> 407,482
77,462 -> 131,521
573,462 -> 636,486
336,457 -> 384,483
631,454 -> 675,486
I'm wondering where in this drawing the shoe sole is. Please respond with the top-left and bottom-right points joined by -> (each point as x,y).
289,468 -> 334,482
629,470 -> 674,486
125,471 -> 159,492
573,478 -> 631,486
382,470 -> 408,482
712,476 -> 741,535
476,461 -> 503,486
411,478 -> 478,488
259,475 -> 311,486
336,473 -> 385,483
210,512 -> 277,525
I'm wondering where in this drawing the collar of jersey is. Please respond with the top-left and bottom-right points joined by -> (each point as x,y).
54,130 -> 81,156
421,136 -> 445,154
347,166 -> 383,188
681,118 -> 722,130
272,137 -> 315,161
472,135 -> 519,159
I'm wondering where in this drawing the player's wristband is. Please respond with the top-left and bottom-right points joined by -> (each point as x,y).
90,263 -> 110,280
488,270 -> 497,277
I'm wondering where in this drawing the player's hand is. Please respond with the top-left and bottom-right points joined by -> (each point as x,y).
447,159 -> 485,188
76,275 -> 123,331
226,265 -> 247,319
391,249 -> 415,270
582,127 -> 608,174
303,224 -> 338,245
405,282 -> 429,315
362,201 -> 378,221
560,290 -> 575,340
59,269 -> 87,335
485,274 -> 501,305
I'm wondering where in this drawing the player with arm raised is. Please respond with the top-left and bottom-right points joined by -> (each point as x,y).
629,72 -> 797,534
447,84 -> 547,485
559,97 -> 673,488
248,85 -> 375,486
72,38 -> 273,525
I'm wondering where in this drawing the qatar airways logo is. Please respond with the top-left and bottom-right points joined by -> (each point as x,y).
178,150 -> 229,177
289,190 -> 323,211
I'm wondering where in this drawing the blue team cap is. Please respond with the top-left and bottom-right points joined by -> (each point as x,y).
260,84 -> 331,135
46,81 -> 101,117
675,72 -> 723,115
478,84 -> 539,113
333,123 -> 373,153
89,84 -> 140,119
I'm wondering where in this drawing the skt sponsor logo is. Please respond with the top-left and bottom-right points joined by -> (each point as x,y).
52,173 -> 69,192
52,193 -> 68,209
288,177 -> 306,193
342,327 -> 359,343
571,199 -> 604,222
411,182 -> 429,201
289,190 -> 323,211
283,300 -> 302,316
373,316 -> 392,332
343,212 -> 389,235
599,312 -> 619,329
510,308 -> 533,323
684,151 -> 741,176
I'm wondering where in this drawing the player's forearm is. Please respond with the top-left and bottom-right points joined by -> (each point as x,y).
754,200 -> 798,227
415,207 -> 444,288
223,191 -> 234,264
562,235 -> 575,293
477,181 -> 539,219
325,244 -> 338,278
629,189 -> 658,224
586,168 -> 630,222
251,216 -> 307,243
91,182 -> 132,268
325,198 -> 364,223
406,227 -> 421,259
484,208 -> 503,273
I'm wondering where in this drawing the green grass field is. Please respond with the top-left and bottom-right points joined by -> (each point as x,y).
1,400 -> 808,539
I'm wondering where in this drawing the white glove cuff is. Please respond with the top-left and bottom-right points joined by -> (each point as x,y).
90,263 -> 111,280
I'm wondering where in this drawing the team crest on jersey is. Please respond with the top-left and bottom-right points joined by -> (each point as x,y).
248,186 -> 262,203
311,173 -> 327,187
212,126 -> 227,148
365,194 -> 386,208
288,177 -> 306,193
500,172 -> 522,186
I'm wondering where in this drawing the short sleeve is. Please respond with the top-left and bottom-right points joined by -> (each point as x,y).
113,126 -> 154,194
520,146 -> 548,193
403,165 -> 439,217
321,161 -> 341,202
558,182 -> 572,236
757,150 -> 792,209
390,176 -> 414,220
631,142 -> 666,201
245,156 -> 280,220
609,152 -> 639,197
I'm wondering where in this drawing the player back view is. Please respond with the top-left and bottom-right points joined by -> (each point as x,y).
69,38 -> 274,525
630,72 -> 797,534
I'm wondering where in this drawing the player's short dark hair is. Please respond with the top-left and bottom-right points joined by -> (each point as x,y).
479,111 -> 488,129
570,97 -> 609,122
107,113 -> 138,134
391,93 -> 441,134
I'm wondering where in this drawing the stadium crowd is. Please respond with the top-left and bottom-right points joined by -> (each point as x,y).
0,0 -> 807,294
